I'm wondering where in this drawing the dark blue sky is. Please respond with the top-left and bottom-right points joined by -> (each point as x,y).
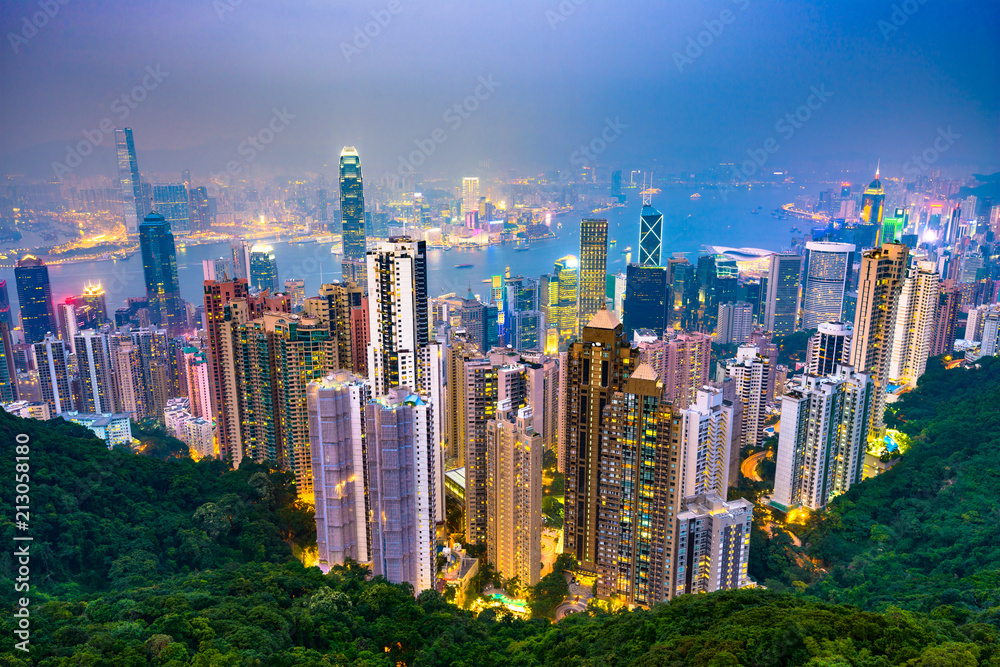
1,0 -> 997,184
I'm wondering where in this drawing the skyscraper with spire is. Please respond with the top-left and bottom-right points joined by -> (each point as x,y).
638,195 -> 663,268
859,164 -> 885,241
339,147 -> 366,285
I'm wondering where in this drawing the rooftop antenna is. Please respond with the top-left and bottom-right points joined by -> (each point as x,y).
642,171 -> 652,207
875,159 -> 880,180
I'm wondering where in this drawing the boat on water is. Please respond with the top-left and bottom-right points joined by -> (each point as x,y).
690,193 -> 702,199
610,239 -> 618,246
455,263 -> 474,268
515,247 -> 530,252
621,246 -> 632,254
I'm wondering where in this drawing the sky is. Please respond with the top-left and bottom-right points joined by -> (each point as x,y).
1,0 -> 997,185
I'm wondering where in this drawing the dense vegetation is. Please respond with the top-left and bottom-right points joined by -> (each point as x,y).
2,356 -> 1000,664
0,411 -> 315,602
749,356 -> 1000,626
4,560 -> 996,666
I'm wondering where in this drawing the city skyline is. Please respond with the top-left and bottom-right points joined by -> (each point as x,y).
2,3 -> 1000,657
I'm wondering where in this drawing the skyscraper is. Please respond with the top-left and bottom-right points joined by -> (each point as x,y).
249,244 -> 280,295
487,404 -> 543,586
308,371 -> 372,572
461,352 -> 528,545
139,211 -> 184,334
14,256 -> 57,344
366,237 -> 443,523
859,167 -> 885,239
663,332 -> 711,409
679,387 -> 736,498
34,333 -> 71,416
806,321 -> 852,376
152,183 -> 190,236
365,387 -> 437,594
772,367 -> 873,510
203,279 -> 291,464
115,127 -> 144,235
272,314 -> 338,498
284,278 -> 306,311
81,283 -> 109,325
578,218 -> 609,328
339,147 -> 367,284
622,264 -> 668,338
763,253 -> 801,336
889,260 -> 939,389
366,237 -> 429,395
564,308 -> 637,570
638,203 -> 663,267
716,302 -> 754,345
931,283 -> 961,357
0,323 -> 18,404
802,242 -> 855,330
552,256 -> 579,340
850,243 -> 909,438
0,279 -> 12,329
594,363 -> 676,607
724,345 -> 771,448
462,177 -> 480,217
75,330 -> 116,414
674,493 -> 753,596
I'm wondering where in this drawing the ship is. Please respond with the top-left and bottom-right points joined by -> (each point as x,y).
621,246 -> 632,254
690,193 -> 702,199
455,263 -> 474,268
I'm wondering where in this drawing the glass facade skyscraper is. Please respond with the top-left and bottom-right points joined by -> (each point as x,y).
139,211 -> 184,334
249,244 -> 280,294
14,256 -> 57,344
152,183 -> 190,236
552,256 -> 579,340
859,168 -> 885,236
0,279 -> 12,329
339,146 -> 366,282
115,128 -> 145,235
763,253 -> 802,336
802,242 -> 855,330
623,264 -> 668,339
578,218 -> 609,328
638,204 -> 663,267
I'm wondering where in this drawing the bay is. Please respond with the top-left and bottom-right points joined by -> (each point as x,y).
0,183 -> 806,315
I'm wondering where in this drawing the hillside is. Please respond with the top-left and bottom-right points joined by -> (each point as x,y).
2,359 -> 1000,665
0,411 -> 315,601
747,356 -> 1000,625
2,561 -> 995,666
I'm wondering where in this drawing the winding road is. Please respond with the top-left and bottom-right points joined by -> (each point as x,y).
741,451 -> 768,482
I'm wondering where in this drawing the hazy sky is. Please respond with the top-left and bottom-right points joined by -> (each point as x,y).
1,0 -> 997,184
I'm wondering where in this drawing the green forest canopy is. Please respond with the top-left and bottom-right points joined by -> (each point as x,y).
2,356 -> 1000,665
